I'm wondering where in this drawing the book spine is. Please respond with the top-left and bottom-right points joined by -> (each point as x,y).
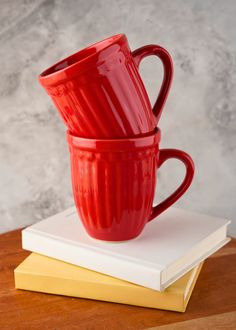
22,230 -> 162,291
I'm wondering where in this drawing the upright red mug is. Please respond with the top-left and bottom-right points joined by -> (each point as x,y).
67,129 -> 194,241
39,34 -> 173,138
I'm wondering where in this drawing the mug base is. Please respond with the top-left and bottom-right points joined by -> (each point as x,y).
88,236 -> 139,243
84,227 -> 144,242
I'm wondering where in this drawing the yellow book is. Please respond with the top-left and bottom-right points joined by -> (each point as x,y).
14,253 -> 203,312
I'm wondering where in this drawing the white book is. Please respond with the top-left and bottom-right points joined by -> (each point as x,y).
22,207 -> 230,291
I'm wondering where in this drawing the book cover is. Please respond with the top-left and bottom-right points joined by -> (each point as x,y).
22,206 -> 230,291
14,253 -> 203,312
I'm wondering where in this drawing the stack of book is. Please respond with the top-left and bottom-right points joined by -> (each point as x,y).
14,207 -> 230,312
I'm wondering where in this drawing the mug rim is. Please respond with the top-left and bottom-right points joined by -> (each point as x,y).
67,128 -> 161,151
39,33 -> 126,86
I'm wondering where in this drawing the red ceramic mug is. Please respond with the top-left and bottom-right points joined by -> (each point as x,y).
39,34 -> 173,138
67,129 -> 194,241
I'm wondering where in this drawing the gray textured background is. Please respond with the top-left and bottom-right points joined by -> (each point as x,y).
1,0 -> 236,236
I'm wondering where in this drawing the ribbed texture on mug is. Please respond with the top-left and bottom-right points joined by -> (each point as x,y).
44,53 -> 155,138
69,146 -> 158,241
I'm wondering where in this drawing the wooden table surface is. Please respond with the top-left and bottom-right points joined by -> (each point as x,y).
0,230 -> 235,330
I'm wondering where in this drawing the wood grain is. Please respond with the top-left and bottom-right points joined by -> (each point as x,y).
147,311 -> 236,330
0,230 -> 235,330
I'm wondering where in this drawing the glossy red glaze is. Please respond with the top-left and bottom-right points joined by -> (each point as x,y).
67,130 -> 194,241
39,34 -> 173,138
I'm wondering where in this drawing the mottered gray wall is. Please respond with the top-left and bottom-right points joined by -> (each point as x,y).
1,0 -> 236,235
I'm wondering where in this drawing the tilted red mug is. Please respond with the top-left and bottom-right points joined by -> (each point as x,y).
39,34 -> 173,138
67,129 -> 194,241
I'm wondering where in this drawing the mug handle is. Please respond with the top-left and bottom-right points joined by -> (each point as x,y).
149,149 -> 195,221
132,45 -> 173,124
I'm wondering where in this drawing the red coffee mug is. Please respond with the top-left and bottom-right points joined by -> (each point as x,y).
67,129 -> 194,241
39,34 -> 173,138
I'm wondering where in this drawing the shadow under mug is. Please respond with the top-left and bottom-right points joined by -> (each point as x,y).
67,129 -> 194,241
39,34 -> 173,138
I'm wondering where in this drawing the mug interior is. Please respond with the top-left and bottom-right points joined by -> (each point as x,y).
40,34 -> 124,77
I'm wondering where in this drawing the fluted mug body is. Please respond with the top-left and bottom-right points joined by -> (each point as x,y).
67,130 -> 195,241
39,34 -> 173,138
